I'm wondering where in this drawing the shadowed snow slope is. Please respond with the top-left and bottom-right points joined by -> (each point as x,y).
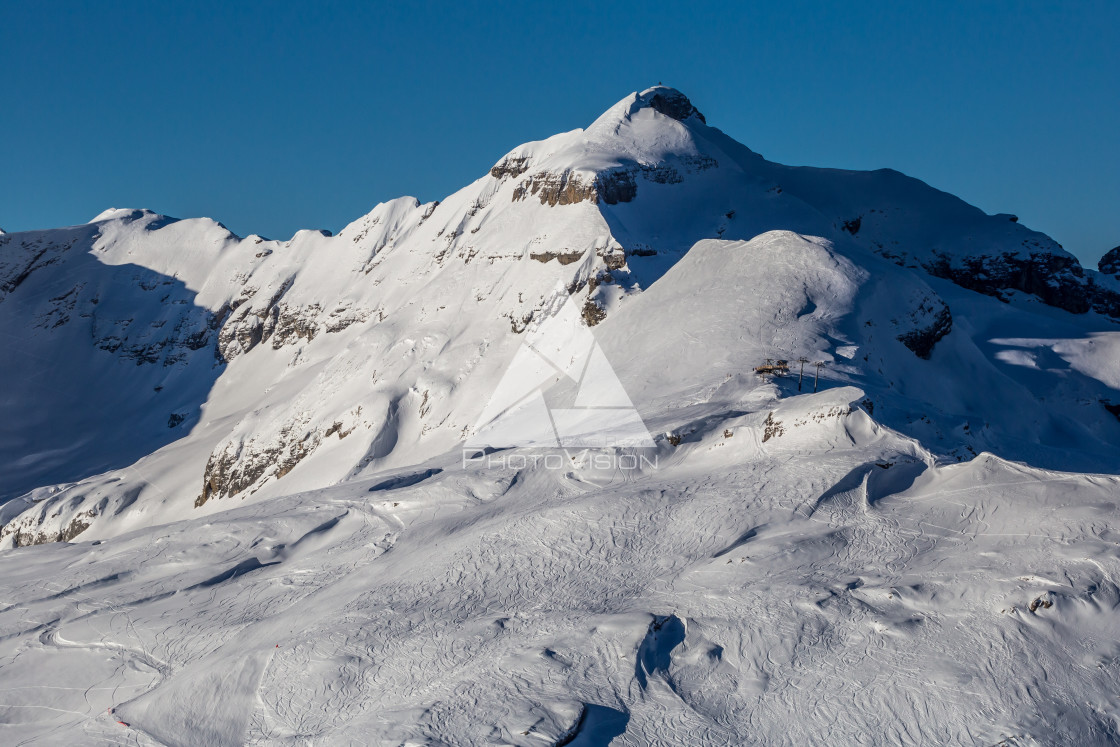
1,87 -> 1119,745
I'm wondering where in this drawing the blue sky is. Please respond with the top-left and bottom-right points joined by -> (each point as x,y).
2,0 -> 1117,266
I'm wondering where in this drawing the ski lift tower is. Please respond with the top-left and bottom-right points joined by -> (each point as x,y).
813,361 -> 826,392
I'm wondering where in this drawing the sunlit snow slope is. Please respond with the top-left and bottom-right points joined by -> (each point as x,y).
1,87 -> 1119,745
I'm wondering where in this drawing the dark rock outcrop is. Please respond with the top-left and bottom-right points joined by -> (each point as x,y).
1100,247 -> 1120,275
5,509 -> 95,547
762,412 -> 784,442
897,304 -> 953,359
645,89 -> 706,124
195,437 -> 303,507
216,281 -> 328,360
195,413 -> 337,507
922,251 -> 1120,319
530,250 -> 586,265
581,298 -> 606,326
0,234 -> 75,296
512,157 -> 716,209
196,442 -> 256,507
490,156 -> 530,180
513,168 -> 638,206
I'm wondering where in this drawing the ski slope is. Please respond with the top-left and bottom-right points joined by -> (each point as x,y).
4,389 -> 1120,744
1,87 -> 1119,744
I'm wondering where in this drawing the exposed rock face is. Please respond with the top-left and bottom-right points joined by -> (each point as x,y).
1100,247 -> 1120,275
512,157 -> 716,208
530,250 -> 585,265
762,412 -> 784,442
324,304 -> 373,333
489,156 -> 530,180
581,298 -> 607,326
195,406 -> 364,507
216,282 -> 327,360
269,303 -> 322,348
0,229 -> 224,366
897,303 -> 953,359
0,233 -> 77,297
513,168 -> 638,206
646,88 -> 706,124
95,306 -> 218,365
922,251 -> 1120,319
196,440 -> 271,507
196,420 -> 320,507
6,511 -> 94,547
1,481 -> 145,547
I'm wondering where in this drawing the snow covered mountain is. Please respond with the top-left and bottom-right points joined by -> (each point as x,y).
2,87 -> 1119,744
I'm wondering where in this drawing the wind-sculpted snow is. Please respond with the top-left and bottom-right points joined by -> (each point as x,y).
2,86 -> 1120,743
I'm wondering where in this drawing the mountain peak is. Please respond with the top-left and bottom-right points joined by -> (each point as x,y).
636,85 -> 706,124
584,86 -> 709,139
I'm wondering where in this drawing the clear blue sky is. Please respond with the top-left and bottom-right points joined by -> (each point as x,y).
3,0 -> 1117,266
